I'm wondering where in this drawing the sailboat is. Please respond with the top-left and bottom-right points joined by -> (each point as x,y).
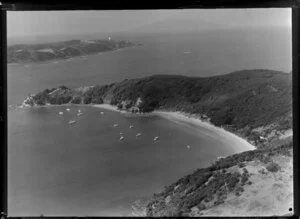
68,120 -> 76,124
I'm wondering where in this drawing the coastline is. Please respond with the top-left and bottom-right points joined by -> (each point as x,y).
17,102 -> 256,152
93,104 -> 256,151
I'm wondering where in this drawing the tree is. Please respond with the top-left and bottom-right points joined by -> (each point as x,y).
71,96 -> 81,104
266,162 -> 280,172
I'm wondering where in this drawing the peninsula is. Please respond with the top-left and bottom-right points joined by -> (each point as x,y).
21,69 -> 293,216
8,39 -> 140,63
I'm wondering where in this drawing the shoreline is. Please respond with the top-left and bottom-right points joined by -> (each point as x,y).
15,103 -> 256,152
93,104 -> 256,151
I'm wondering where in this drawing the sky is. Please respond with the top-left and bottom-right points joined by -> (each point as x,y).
7,8 -> 291,38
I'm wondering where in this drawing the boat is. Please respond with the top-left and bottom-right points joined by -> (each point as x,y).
77,112 -> 83,116
119,136 -> 124,141
136,133 -> 142,137
120,132 -> 123,135
129,125 -> 134,129
100,112 -> 104,115
153,136 -> 159,141
186,145 -> 191,149
78,109 -> 81,113
113,123 -> 119,127
66,108 -> 70,112
58,111 -> 63,115
68,120 -> 76,124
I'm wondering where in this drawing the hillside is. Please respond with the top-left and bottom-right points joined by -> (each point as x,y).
21,69 -> 293,216
7,39 -> 140,63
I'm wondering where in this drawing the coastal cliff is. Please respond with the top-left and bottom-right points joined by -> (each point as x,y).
8,39 -> 140,63
21,69 -> 293,216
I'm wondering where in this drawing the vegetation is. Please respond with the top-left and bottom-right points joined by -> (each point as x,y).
145,139 -> 292,216
266,162 -> 281,172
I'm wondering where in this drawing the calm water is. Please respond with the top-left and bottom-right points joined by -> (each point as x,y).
8,106 -> 251,216
7,28 -> 291,216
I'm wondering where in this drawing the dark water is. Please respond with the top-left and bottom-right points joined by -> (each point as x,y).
7,28 -> 291,216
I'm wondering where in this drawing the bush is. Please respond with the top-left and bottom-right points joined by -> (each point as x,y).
83,96 -> 92,104
33,92 -> 50,105
242,168 -> 248,173
91,97 -> 103,104
227,172 -> 240,189
71,96 -> 81,104
117,103 -> 123,109
197,203 -> 206,210
266,162 -> 280,172
238,163 -> 245,168
241,173 -> 249,184
59,85 -> 68,90
43,88 -> 56,94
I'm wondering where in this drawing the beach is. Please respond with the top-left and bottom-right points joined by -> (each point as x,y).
153,111 -> 256,152
93,104 -> 256,152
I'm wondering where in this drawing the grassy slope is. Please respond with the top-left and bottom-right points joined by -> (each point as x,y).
24,69 -> 293,216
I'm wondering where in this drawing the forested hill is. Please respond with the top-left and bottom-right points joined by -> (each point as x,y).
23,69 -> 292,148
8,39 -> 139,63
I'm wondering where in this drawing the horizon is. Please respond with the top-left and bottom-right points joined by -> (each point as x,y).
8,8 -> 291,39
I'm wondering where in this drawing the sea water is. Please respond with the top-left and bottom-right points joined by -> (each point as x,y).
8,105 -> 251,216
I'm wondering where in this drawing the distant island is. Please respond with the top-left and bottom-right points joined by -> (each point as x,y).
7,39 -> 141,63
21,69 -> 293,216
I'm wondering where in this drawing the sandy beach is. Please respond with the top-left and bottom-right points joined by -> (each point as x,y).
93,104 -> 120,112
153,111 -> 256,152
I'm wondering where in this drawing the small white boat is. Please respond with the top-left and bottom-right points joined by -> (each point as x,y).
66,108 -> 70,112
58,111 -> 64,115
119,136 -> 124,141
136,133 -> 142,137
77,112 -> 83,116
153,136 -> 159,141
186,145 -> 191,149
100,112 -> 104,115
68,120 -> 76,124
113,123 -> 119,127
129,125 -> 134,129
78,109 -> 81,113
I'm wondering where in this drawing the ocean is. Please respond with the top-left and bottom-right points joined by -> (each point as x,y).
7,28 -> 291,216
